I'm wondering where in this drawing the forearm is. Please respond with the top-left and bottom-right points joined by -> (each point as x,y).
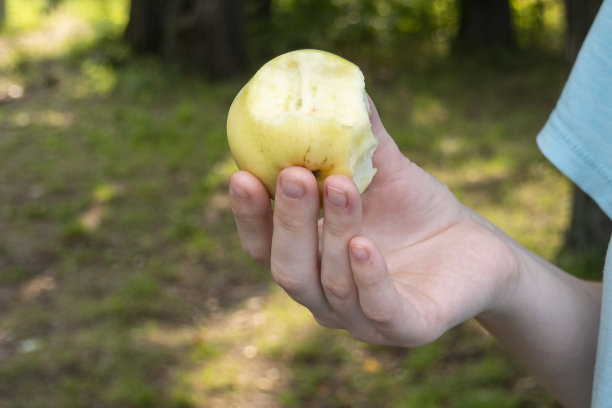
476,232 -> 602,408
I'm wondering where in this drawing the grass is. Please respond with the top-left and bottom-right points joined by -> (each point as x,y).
0,1 -> 573,407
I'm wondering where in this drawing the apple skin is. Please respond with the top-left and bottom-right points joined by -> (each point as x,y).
226,49 -> 378,197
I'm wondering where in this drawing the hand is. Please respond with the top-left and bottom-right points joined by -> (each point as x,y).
229,99 -> 519,347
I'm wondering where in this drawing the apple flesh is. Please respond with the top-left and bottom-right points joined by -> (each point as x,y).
226,49 -> 378,197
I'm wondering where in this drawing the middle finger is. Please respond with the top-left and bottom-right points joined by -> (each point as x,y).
271,167 -> 336,321
320,175 -> 370,330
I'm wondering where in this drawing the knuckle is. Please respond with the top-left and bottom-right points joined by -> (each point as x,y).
241,241 -> 269,265
270,262 -> 304,298
354,272 -> 379,290
234,206 -> 264,225
322,277 -> 353,301
313,315 -> 343,329
362,305 -> 395,326
323,219 -> 351,238
233,206 -> 265,231
274,210 -> 306,233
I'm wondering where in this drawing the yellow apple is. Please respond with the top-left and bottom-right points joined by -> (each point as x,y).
226,49 -> 378,197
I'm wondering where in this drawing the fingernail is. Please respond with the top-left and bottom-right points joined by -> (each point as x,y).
281,177 -> 304,199
230,183 -> 248,200
350,244 -> 369,262
327,185 -> 347,208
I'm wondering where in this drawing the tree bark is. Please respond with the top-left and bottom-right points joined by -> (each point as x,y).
561,0 -> 612,267
163,0 -> 247,77
123,0 -> 167,54
456,0 -> 514,49
564,0 -> 603,69
124,0 -> 247,78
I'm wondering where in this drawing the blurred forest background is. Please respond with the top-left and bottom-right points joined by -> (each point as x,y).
0,0 -> 610,407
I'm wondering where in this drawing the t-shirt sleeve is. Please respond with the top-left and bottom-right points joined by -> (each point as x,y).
544,3 -> 612,406
536,0 -> 612,220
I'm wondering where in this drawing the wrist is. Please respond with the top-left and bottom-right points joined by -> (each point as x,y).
461,207 -> 523,319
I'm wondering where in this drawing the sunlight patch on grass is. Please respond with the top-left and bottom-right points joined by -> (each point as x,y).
73,59 -> 118,97
0,76 -> 24,102
203,155 -> 240,192
61,0 -> 129,28
508,167 -> 571,258
75,182 -> 121,234
133,323 -> 194,349
478,162 -> 571,259
19,274 -> 56,301
1,0 -> 127,69
40,109 -> 74,128
4,0 -> 127,34
0,11 -> 93,66
412,94 -> 449,126
93,182 -> 121,204
167,288 -> 314,407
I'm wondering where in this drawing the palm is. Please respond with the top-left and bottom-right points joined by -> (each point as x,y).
329,112 -> 513,341
359,105 -> 465,250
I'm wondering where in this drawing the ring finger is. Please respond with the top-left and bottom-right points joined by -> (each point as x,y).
320,176 -> 372,334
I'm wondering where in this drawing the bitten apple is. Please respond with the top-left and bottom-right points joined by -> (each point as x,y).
226,49 -> 378,197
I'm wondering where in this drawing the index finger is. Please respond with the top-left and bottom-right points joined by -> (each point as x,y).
230,171 -> 273,267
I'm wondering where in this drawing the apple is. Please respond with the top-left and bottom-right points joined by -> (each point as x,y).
226,49 -> 378,197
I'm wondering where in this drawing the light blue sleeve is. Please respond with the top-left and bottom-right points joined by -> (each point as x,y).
536,0 -> 612,220
535,1 -> 612,406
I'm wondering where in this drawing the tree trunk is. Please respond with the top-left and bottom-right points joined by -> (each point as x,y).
565,187 -> 612,254
124,0 -> 247,78
456,0 -> 514,49
561,0 -> 612,271
163,0 -> 247,77
564,0 -> 603,69
244,0 -> 273,60
123,0 -> 167,54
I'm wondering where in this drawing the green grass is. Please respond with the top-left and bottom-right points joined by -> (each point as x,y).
0,1 -> 572,407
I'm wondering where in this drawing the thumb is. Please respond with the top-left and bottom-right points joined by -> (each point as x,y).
366,95 -> 411,179
349,235 -> 437,347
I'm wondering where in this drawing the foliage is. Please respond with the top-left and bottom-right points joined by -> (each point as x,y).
512,0 -> 565,50
248,0 -> 565,68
